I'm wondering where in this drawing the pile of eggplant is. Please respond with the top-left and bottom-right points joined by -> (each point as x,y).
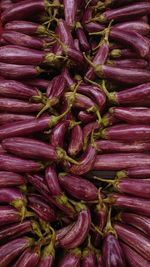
0,0 -> 150,266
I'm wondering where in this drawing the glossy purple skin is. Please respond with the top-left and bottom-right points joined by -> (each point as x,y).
2,137 -> 58,160
112,83 -> 150,106
64,0 -> 77,27
102,233 -> 126,267
58,249 -> 81,267
56,223 -> 75,243
59,209 -> 91,249
85,41 -> 109,80
1,0 -> 12,12
0,221 -> 32,242
22,78 -> 49,90
0,116 -> 50,140
110,107 -> 150,124
77,84 -> 106,111
0,187 -> 25,205
109,28 -> 149,58
73,93 -> 97,110
0,113 -> 34,126
76,26 -> 90,52
62,68 -> 75,89
82,7 -> 92,24
38,255 -> 54,267
50,120 -> 69,148
74,39 -> 80,51
108,59 -> 148,69
0,36 -> 8,45
1,0 -> 46,24
110,48 -> 139,59
67,47 -> 85,66
120,242 -> 150,267
93,204 -> 107,247
78,111 -> 96,124
45,166 -> 62,196
57,19 -> 74,47
47,74 -> 66,99
114,223 -> 150,261
83,121 -> 100,148
84,22 -> 104,33
127,166 -> 150,178
93,153 -> 150,171
0,62 -> 42,79
101,2 -> 150,22
0,98 -> 42,114
110,193 -> 150,216
69,145 -> 96,175
0,206 -> 21,226
13,248 -> 40,267
96,140 -> 150,153
2,30 -> 45,50
82,249 -> 97,267
28,195 -> 56,222
58,173 -> 98,201
102,113 -> 119,127
0,154 -> 43,173
114,21 -> 150,36
27,175 -> 50,196
120,212 -> 150,236
0,144 -> 6,154
0,45 -> 44,65
103,124 -> 150,141
0,237 -> 33,267
97,254 -> 103,267
0,171 -> 25,187
0,79 -> 38,99
4,20 -> 45,35
68,125 -> 83,156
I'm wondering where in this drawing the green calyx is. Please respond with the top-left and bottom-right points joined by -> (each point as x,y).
110,49 -> 122,58
56,147 -> 80,164
32,221 -> 43,238
92,14 -> 106,23
103,207 -> 117,237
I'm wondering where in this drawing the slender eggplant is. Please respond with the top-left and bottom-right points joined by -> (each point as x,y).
0,113 -> 34,126
93,153 -> 150,171
118,167 -> 150,179
68,125 -> 83,156
114,20 -> 150,36
56,223 -> 75,243
76,21 -> 90,51
107,59 -> 148,69
114,223 -> 150,261
85,22 -> 105,33
102,112 -> 119,127
0,206 -> 22,226
82,237 -> 97,267
56,19 -> 74,47
64,0 -> 78,27
110,48 -> 139,59
57,248 -> 81,267
0,171 -> 25,188
45,166 -> 62,196
13,247 -> 40,267
50,120 -> 70,148
0,237 -> 34,267
38,236 -> 55,267
21,78 -> 49,90
78,111 -> 96,124
58,173 -> 98,201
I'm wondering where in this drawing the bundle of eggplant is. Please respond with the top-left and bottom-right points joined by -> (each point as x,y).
0,0 -> 150,266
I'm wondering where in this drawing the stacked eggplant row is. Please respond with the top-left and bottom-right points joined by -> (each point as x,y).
0,0 -> 150,266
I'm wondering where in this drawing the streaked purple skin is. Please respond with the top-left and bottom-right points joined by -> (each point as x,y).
97,254 -> 103,267
58,173 -> 98,201
114,223 -> 150,261
76,23 -> 90,51
2,30 -> 46,50
82,7 -> 93,24
84,22 -> 105,33
0,45 -> 45,65
21,78 -> 49,90
27,175 -> 50,197
0,98 -> 42,114
102,233 -> 126,267
0,62 -> 43,80
0,36 -> 8,46
59,208 -> 91,249
50,120 -> 70,148
102,113 -> 119,127
96,140 -> 150,153
68,125 -> 83,156
99,2 -> 150,22
47,74 -> 66,99
0,144 -> 6,154
125,166 -> 150,178
0,220 -> 33,242
77,84 -> 106,111
0,187 -> 26,206
1,0 -> 46,24
0,171 -> 25,187
102,124 -> 150,141
110,48 -> 140,59
70,93 -> 98,110
57,19 -> 74,47
2,137 -> 59,160
69,145 -> 96,175
107,59 -> 148,69
82,248 -> 97,267
93,153 -> 150,171
0,116 -> 50,140
45,166 -> 62,196
119,212 -> 150,236
120,241 -> 150,267
38,255 -> 54,267
57,248 -> 81,267
13,247 -> 40,267
110,82 -> 150,106
110,107 -> 150,124
4,20 -> 47,36
61,68 -> 75,89
28,195 -> 56,222
64,0 -> 77,27
0,79 -> 39,100
66,47 -> 85,66
83,121 -> 100,149
0,113 -> 34,126
85,40 -> 109,81
56,223 -> 75,243
1,0 -> 12,12
114,21 -> 150,36
0,154 -> 43,173
78,111 -> 96,124
105,0 -> 144,7
109,193 -> 150,216
0,206 -> 21,226
109,28 -> 149,58
74,39 -> 80,51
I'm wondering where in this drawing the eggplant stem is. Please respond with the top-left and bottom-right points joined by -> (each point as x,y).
94,176 -> 115,184
104,206 -> 117,237
91,223 -> 103,236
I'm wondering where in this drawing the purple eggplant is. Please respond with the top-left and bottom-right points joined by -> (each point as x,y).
101,124 -> 150,141
83,121 -> 100,149
93,153 -> 150,171
47,74 -> 66,99
120,166 -> 150,179
59,206 -> 91,249
114,20 -> 150,36
68,124 -> 83,156
120,242 -> 150,267
45,166 -> 62,196
110,48 -> 139,59
0,171 -> 25,188
56,223 -> 75,243
69,144 -> 96,175
38,237 -> 55,267
114,223 -> 150,261
107,59 -> 148,69
102,112 -> 119,127
1,0 -> 12,12
0,205 -> 21,226
118,212 -> 150,236
0,236 -> 34,267
58,173 -> 98,201
57,248 -> 81,267
76,21 -> 90,51
56,19 -> 74,47
85,22 -> 105,33
22,78 -> 49,90
50,120 -> 70,148
0,113 -> 34,126
13,247 -> 40,267
82,241 -> 97,267
64,0 -> 77,27
0,144 -> 6,154
78,111 -> 96,124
